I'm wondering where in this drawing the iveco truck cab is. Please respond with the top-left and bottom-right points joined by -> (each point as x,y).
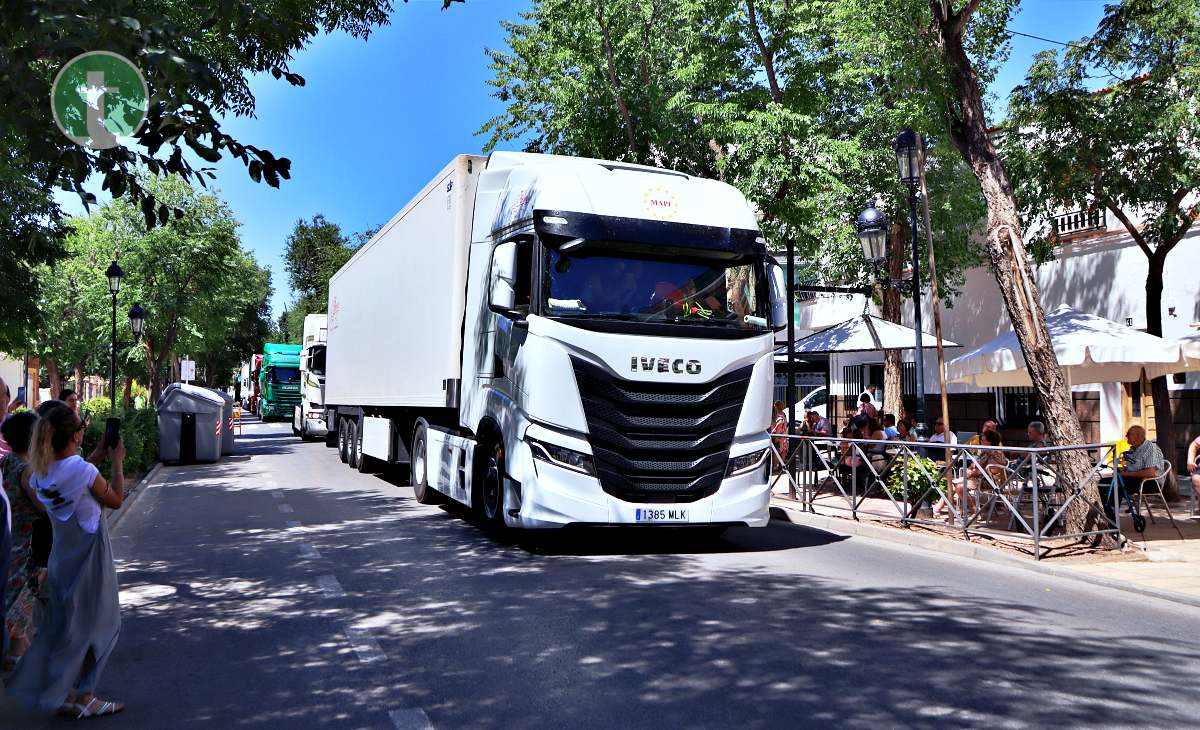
325,152 -> 788,531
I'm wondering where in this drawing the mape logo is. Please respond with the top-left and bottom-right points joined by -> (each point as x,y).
51,51 -> 148,150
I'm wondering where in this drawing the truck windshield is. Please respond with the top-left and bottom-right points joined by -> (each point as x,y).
309,346 -> 326,376
543,247 -> 767,329
269,367 -> 301,384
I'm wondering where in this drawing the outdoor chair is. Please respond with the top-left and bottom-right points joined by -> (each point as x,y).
1133,461 -> 1178,530
1004,457 -> 1065,535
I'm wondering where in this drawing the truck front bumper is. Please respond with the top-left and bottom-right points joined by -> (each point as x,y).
506,429 -> 771,529
302,409 -> 328,436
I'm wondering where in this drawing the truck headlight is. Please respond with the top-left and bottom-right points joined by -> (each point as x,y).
528,437 -> 596,476
727,448 -> 769,477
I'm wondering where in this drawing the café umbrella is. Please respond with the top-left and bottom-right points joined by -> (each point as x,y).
946,305 -> 1193,388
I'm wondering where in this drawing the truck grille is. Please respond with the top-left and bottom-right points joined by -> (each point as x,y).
571,357 -> 752,503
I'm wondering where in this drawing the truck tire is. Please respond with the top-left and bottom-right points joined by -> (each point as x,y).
410,422 -> 442,504
475,440 -> 507,529
338,418 -> 349,464
347,419 -> 360,470
325,428 -> 337,448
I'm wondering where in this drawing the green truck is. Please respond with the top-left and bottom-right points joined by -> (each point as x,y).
257,343 -> 302,420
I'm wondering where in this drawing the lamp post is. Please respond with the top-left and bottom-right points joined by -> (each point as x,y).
891,127 -> 929,440
105,260 -> 124,408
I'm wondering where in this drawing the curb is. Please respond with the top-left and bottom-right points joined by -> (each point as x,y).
770,502 -> 1200,611
107,461 -> 163,532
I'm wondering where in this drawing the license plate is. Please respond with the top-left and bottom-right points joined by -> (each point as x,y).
634,507 -> 689,523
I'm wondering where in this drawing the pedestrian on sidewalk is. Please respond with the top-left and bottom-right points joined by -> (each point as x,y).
7,403 -> 126,719
2,411 -> 44,670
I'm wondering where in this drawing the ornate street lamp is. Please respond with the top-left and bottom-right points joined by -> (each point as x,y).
892,127 -> 929,440
106,260 -> 124,408
129,303 -> 146,342
855,199 -> 889,268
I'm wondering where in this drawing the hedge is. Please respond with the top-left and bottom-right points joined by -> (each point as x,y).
80,398 -> 159,477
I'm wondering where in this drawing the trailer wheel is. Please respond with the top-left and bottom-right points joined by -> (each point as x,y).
356,421 -> 374,474
325,427 -> 337,448
338,418 -> 349,464
411,422 -> 442,504
347,419 -> 360,469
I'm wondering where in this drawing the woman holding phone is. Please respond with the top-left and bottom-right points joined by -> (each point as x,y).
8,403 -> 125,719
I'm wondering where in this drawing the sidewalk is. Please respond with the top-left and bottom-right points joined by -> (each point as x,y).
770,478 -> 1200,607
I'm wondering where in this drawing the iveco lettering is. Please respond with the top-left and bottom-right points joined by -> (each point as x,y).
323,153 -> 790,531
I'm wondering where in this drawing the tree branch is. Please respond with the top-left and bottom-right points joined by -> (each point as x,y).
1103,198 -> 1153,258
747,0 -> 783,103
595,3 -> 639,159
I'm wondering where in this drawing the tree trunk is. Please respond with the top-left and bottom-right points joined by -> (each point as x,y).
595,4 -> 639,160
47,358 -> 61,401
932,2 -> 1114,546
122,375 -> 133,411
74,364 -> 84,393
1144,249 -> 1178,499
881,223 -> 906,421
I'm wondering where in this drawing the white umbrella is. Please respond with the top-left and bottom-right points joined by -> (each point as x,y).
947,305 -> 1192,387
778,314 -> 960,355
1180,331 -> 1200,361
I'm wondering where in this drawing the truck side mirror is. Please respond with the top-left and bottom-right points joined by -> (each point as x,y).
489,240 -> 518,314
767,262 -> 789,332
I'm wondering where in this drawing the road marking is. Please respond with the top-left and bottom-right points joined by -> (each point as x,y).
278,504 -> 294,513
299,543 -> 322,560
389,708 -> 433,730
271,490 -> 284,500
286,520 -> 302,529
317,574 -> 345,598
344,625 -> 387,664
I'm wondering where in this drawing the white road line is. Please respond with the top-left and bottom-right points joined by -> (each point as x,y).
278,503 -> 294,513
317,574 -> 345,598
344,625 -> 387,664
389,708 -> 433,730
299,543 -> 322,560
285,520 -> 302,529
271,490 -> 284,500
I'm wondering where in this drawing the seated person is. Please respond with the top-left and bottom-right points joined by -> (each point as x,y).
857,393 -> 878,420
1025,420 -> 1048,448
1105,425 -> 1164,524
882,413 -> 900,440
967,419 -> 1002,446
802,409 -> 831,436
934,429 -> 1005,519
1188,433 -> 1200,504
927,418 -> 957,461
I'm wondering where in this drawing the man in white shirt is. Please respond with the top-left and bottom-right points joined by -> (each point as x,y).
927,418 -> 956,461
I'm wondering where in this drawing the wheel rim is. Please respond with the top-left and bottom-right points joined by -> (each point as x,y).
413,435 -> 426,489
483,445 -> 503,519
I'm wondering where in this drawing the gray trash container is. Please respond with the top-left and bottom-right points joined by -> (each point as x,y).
157,383 -> 225,464
208,388 -> 236,455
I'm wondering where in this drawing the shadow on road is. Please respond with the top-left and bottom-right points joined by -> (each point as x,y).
13,427 -> 1194,729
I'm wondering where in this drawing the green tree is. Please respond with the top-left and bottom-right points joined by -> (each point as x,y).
0,0 -> 461,349
1003,0 -> 1200,473
280,214 -> 370,341
64,175 -> 271,399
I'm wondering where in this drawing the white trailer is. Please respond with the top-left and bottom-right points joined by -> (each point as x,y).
293,313 -> 330,441
325,152 -> 788,531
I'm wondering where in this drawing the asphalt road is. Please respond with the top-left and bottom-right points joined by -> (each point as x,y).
5,417 -> 1200,728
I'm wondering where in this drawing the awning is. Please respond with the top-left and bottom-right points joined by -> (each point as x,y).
777,314 -> 960,355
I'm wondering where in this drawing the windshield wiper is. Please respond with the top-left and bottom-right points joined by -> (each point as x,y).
552,312 -> 643,321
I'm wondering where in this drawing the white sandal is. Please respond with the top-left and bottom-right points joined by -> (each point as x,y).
75,697 -> 125,719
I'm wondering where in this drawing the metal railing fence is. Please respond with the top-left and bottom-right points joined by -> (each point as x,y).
770,435 -> 1122,559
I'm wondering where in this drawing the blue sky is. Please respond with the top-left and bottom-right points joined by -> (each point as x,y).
64,0 -> 1112,319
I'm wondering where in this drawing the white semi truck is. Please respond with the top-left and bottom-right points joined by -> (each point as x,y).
292,313 -> 329,442
324,152 -> 788,530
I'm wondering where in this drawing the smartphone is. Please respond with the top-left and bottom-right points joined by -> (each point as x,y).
104,417 -> 121,449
